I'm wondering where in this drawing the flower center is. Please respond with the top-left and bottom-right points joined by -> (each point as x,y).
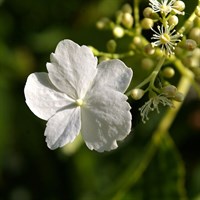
160,5 -> 171,14
75,99 -> 84,107
160,33 -> 170,44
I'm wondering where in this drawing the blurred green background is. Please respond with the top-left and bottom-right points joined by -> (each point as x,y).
0,0 -> 200,199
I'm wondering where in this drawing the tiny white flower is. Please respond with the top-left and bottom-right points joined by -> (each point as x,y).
151,25 -> 182,55
149,0 -> 185,16
24,39 -> 133,152
139,94 -> 174,123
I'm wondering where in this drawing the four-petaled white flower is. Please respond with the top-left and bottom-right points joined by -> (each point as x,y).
24,39 -> 133,152
149,0 -> 185,16
151,25 -> 182,55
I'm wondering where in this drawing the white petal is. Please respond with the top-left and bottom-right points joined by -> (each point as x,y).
47,39 -> 98,99
45,107 -> 81,150
24,72 -> 74,120
91,59 -> 133,93
81,88 -> 132,152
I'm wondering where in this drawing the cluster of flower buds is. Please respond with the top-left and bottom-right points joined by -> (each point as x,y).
142,0 -> 186,55
96,3 -> 134,39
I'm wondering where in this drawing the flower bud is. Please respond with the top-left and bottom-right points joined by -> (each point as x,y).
141,58 -> 154,70
173,1 -> 185,12
189,27 -> 200,45
143,7 -> 159,19
184,39 -> 197,51
106,39 -> 117,53
133,36 -> 142,46
96,18 -> 111,30
162,85 -> 177,98
173,92 -> 184,102
131,88 -> 145,100
121,3 -> 132,14
162,67 -> 175,78
122,12 -> 134,28
144,43 -> 155,55
168,15 -> 179,27
141,18 -> 154,29
113,26 -> 124,38
143,7 -> 154,18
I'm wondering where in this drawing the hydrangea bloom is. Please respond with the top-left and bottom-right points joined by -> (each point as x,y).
24,39 -> 133,152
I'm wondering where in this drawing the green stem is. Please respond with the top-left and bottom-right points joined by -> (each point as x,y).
94,50 -> 135,59
133,0 -> 141,35
126,56 -> 166,96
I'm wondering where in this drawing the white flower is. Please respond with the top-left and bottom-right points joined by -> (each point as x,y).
149,0 -> 185,16
24,39 -> 133,152
139,94 -> 174,123
151,25 -> 182,55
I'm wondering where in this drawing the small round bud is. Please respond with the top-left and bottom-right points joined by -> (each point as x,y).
141,18 -> 154,29
163,67 -> 175,78
143,7 -> 154,18
173,92 -> 184,102
113,26 -> 124,38
96,18 -> 111,30
189,27 -> 200,45
143,7 -> 159,19
144,43 -> 155,55
121,4 -> 132,14
183,49 -> 200,68
133,36 -> 142,46
168,15 -> 179,27
184,39 -> 197,51
162,85 -> 177,98
173,1 -> 185,12
141,58 -> 154,70
131,88 -> 145,100
195,6 -> 200,17
106,39 -> 117,53
122,12 -> 134,28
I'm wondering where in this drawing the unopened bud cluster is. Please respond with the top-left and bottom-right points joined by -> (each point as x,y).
96,3 -> 134,39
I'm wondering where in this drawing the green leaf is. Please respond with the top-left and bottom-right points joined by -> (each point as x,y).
127,134 -> 187,200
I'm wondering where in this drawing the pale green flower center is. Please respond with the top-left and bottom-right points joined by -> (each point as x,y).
75,99 -> 84,107
160,33 -> 170,44
160,5 -> 171,14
